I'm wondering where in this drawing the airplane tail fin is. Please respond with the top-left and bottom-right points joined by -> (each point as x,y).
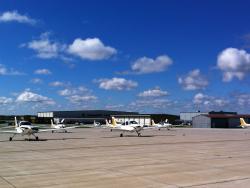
151,119 -> 155,126
14,117 -> 18,128
51,119 -> 54,128
111,117 -> 117,127
240,118 -> 247,127
105,119 -> 110,127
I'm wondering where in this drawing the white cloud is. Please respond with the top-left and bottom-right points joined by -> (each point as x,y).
105,104 -> 125,110
193,93 -> 228,108
30,78 -> 43,84
67,95 -> 97,104
58,86 -> 97,105
0,10 -> 36,25
96,77 -> 138,90
233,93 -> 250,106
217,48 -> 250,82
49,81 -> 67,87
67,38 -> 117,60
138,88 -> 168,97
0,97 -> 13,104
178,69 -> 208,90
24,33 -> 65,59
34,69 -> 51,75
0,64 -> 24,76
58,86 -> 88,96
130,98 -> 177,110
131,55 -> 173,74
16,91 -> 55,105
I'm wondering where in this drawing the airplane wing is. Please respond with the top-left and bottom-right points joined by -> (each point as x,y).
38,126 -> 79,132
0,130 -> 19,134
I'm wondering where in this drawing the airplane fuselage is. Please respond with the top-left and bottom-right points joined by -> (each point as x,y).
16,125 -> 39,135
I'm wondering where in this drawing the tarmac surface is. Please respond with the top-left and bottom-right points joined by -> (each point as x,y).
0,127 -> 250,188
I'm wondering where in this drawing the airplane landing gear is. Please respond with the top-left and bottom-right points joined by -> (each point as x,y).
52,130 -> 54,133
120,133 -> 123,137
64,130 -> 67,133
137,133 -> 141,137
35,136 -> 39,141
9,133 -> 16,141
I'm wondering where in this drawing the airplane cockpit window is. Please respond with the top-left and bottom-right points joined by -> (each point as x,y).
20,121 -> 32,126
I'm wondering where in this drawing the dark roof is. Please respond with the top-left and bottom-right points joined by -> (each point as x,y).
204,114 -> 250,118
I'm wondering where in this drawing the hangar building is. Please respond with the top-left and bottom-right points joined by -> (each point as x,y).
37,110 -> 151,125
180,112 -> 208,123
192,113 -> 250,128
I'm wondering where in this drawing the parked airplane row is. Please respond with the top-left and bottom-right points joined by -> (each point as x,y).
1,116 -> 249,141
104,117 -> 172,137
0,116 -> 173,141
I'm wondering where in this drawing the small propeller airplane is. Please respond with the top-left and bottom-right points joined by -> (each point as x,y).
104,117 -> 155,137
50,119 -> 78,133
0,117 -> 78,141
151,119 -> 172,130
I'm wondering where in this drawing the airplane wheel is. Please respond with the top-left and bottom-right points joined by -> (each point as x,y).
120,133 -> 123,137
9,137 -> 12,141
36,136 -> 39,141
110,129 -> 112,132
138,133 -> 141,137
65,130 -> 67,133
158,128 -> 161,131
52,130 -> 54,133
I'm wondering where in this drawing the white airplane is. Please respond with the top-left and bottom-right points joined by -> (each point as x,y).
0,117 -> 56,141
240,118 -> 250,128
151,119 -> 172,130
51,119 -> 67,133
104,117 -> 154,137
51,119 -> 80,133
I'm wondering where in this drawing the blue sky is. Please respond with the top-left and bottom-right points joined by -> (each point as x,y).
0,0 -> 250,115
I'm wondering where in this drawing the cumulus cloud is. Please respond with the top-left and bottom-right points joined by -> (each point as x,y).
95,77 -> 138,90
30,78 -> 43,84
16,90 -> 55,105
49,81 -> 67,87
0,64 -> 24,76
34,69 -> 51,75
0,97 -> 13,104
58,86 -> 97,105
130,98 -> 177,111
0,10 -> 36,25
217,48 -> 250,82
105,104 -> 125,110
193,93 -> 228,108
138,88 -> 168,97
23,32 -> 65,59
130,55 -> 172,74
67,95 -> 97,104
58,86 -> 88,96
178,69 -> 208,90
67,38 -> 117,60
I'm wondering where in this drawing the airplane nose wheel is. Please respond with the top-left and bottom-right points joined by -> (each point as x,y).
138,133 -> 141,137
35,136 -> 39,141
120,133 -> 123,137
9,137 -> 12,141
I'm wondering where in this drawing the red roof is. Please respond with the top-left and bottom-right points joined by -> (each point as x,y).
204,114 -> 250,118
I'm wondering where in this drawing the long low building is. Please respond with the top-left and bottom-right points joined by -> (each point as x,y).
192,114 -> 250,128
37,110 -> 152,125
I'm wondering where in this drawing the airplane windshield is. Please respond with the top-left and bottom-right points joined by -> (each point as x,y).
20,121 -> 32,126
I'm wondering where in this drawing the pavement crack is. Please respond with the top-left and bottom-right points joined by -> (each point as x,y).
181,177 -> 250,187
0,176 -> 16,188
